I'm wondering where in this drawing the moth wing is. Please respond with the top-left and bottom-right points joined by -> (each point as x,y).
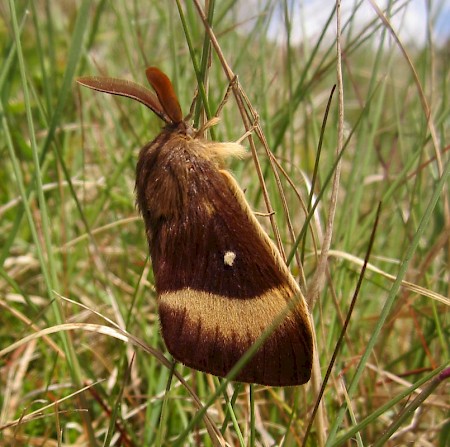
149,156 -> 313,386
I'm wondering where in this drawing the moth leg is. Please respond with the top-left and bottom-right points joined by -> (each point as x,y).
236,114 -> 259,144
253,210 -> 275,218
185,87 -> 199,121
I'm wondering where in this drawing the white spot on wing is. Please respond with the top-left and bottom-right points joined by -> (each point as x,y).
224,251 -> 236,267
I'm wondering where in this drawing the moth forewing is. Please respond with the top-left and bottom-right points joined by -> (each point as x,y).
136,131 -> 313,386
78,66 -> 313,386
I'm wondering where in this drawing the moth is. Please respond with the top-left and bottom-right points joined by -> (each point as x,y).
77,67 -> 313,386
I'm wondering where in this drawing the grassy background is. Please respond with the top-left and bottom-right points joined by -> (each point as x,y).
1,0 -> 449,446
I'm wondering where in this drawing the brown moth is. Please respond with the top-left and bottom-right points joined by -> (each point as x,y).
77,67 -> 313,386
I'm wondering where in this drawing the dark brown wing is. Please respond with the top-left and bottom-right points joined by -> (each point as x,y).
136,130 -> 313,385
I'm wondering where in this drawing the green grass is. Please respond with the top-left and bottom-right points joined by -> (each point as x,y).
1,1 -> 449,446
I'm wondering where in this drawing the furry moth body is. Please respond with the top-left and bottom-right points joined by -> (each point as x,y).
77,67 -> 313,386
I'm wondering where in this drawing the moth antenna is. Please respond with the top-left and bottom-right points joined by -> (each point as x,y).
76,76 -> 170,123
145,67 -> 183,124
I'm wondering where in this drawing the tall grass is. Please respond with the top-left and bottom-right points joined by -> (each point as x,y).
1,1 -> 448,446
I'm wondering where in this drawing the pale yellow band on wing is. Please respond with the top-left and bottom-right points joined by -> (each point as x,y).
159,287 -> 310,344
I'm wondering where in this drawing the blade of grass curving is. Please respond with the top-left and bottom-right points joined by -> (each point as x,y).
0,265 -> 42,318
2,99 -> 97,436
1,0 -> 92,265
303,203 -> 382,446
0,8 -> 27,92
271,4 -> 336,152
326,158 -> 450,444
220,383 -> 242,434
103,355 -> 135,447
369,0 -> 442,164
286,81 -> 382,266
155,362 -> 176,447
271,0 -> 408,159
331,364 -> 448,446
249,385 -> 256,447
81,0 -> 108,73
194,0 -> 215,125
0,14 -> 26,267
30,1 -> 51,111
8,0 -> 60,346
373,366 -> 450,446
222,386 -> 245,446
7,1 -> 98,445
301,84 -> 336,266
175,0 -> 214,134
335,0 -> 393,253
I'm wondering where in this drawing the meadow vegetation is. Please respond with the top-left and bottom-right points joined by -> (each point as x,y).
1,1 -> 448,446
